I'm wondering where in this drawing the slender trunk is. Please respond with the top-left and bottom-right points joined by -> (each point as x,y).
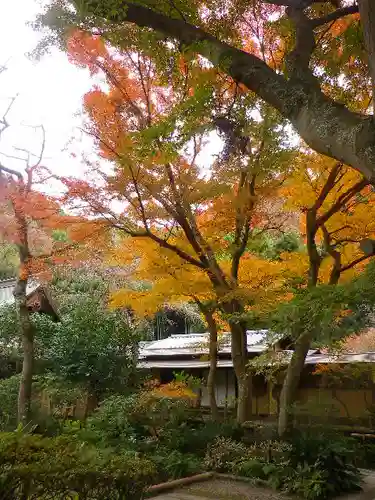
278,331 -> 312,437
83,385 -> 99,420
206,314 -> 219,420
277,207 -> 320,436
230,322 -> 251,424
207,366 -> 218,419
196,303 -> 219,419
331,388 -> 351,420
14,279 -> 34,426
224,370 -> 229,421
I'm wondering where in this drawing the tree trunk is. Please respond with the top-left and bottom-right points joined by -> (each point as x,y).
278,331 -> 312,437
83,385 -> 99,420
230,322 -> 251,424
14,278 -> 34,426
206,313 -> 219,420
196,303 -> 219,420
358,0 -> 375,101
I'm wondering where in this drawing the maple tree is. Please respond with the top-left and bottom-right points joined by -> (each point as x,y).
108,233 -> 293,418
273,155 -> 375,435
0,169 -> 55,424
110,240 -> 224,418
35,0 -> 375,186
0,84 -> 78,424
58,30 -> 298,423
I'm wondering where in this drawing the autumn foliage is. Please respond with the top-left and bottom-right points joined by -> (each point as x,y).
43,19 -> 375,431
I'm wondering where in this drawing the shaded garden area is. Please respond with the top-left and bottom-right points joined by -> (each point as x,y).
0,378 -> 373,499
2,0 -> 375,497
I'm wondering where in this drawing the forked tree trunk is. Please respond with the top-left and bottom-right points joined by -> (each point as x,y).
14,278 -> 34,426
278,331 -> 312,437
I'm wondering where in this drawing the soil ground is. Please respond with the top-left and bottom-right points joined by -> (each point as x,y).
152,471 -> 375,500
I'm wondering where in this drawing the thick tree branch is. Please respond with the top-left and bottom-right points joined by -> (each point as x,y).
286,6 -> 317,82
86,1 -> 294,114
121,226 -> 206,269
321,225 -> 341,285
312,161 -> 343,211
316,178 -> 369,228
305,207 -> 321,286
80,0 -> 375,182
231,173 -> 256,281
311,4 -> 359,28
340,253 -> 371,272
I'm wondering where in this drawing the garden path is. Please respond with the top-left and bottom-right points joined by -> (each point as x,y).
152,478 -> 291,500
153,471 -> 375,500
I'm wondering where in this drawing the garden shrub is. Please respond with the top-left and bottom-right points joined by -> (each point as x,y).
84,395 -> 139,448
203,437 -> 249,472
150,447 -> 202,481
351,437 -> 375,469
0,376 -> 20,431
281,431 -> 362,499
86,386 -> 192,449
158,420 -> 245,457
0,431 -> 155,499
242,422 -> 278,442
0,375 -> 46,432
232,457 -> 270,480
230,431 -> 362,499
244,440 -> 292,462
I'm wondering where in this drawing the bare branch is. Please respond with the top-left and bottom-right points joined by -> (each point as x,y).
0,162 -> 23,181
0,95 -> 18,139
312,161 -> 342,211
115,223 -> 206,268
340,254 -> 372,273
26,125 -> 46,191
317,178 -> 370,228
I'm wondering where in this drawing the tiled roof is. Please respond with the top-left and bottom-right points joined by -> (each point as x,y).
304,352 -> 375,365
139,330 -> 272,358
0,278 -> 40,306
138,350 -> 375,369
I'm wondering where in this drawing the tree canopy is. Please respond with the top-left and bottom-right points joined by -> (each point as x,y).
35,0 -> 375,183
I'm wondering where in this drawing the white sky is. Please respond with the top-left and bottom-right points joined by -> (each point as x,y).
0,0 -> 223,202
0,0 -> 93,193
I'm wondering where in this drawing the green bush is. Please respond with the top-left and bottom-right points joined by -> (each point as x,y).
231,432 -> 362,499
355,440 -> 375,468
0,431 -> 155,499
83,395 -> 139,448
203,437 -> 249,472
282,431 -> 362,499
150,447 -> 202,481
0,376 -> 20,431
86,390 -> 191,450
158,420 -> 245,457
232,457 -> 270,480
242,422 -> 279,445
246,440 -> 292,462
